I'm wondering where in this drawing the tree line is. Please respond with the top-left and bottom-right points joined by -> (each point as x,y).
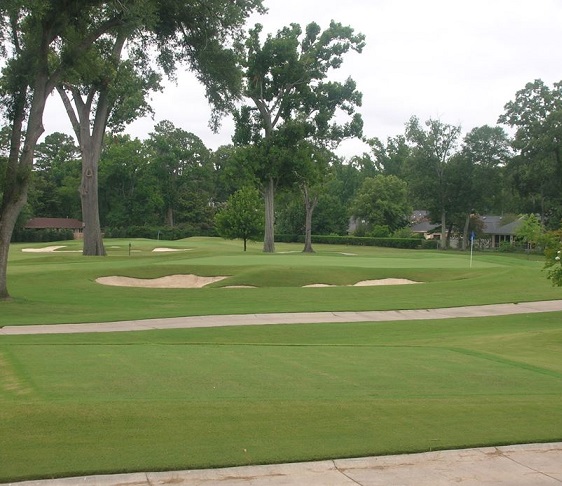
15,75 -> 562,252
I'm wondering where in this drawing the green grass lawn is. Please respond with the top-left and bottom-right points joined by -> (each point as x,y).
1,313 -> 562,481
2,237 -> 560,326
1,238 -> 561,481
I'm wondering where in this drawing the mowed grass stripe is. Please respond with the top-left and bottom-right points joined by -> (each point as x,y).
4,344 -> 562,401
1,314 -> 562,481
2,397 -> 561,481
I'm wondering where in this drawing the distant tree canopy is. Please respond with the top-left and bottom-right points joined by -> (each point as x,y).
499,79 -> 562,226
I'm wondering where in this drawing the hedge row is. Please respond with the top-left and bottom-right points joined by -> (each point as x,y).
12,228 -> 75,243
276,234 -> 426,249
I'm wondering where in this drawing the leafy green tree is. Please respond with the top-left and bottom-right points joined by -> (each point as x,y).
148,121 -> 213,229
405,116 -> 461,249
98,135 -> 161,227
234,21 -> 364,252
56,26 -> 161,256
56,0 -> 263,255
0,2 -> 131,298
31,132 -> 81,219
367,135 -> 411,178
447,125 -> 511,249
211,145 -> 257,204
499,79 -> 562,227
543,229 -> 562,286
516,213 -> 543,250
215,186 -> 264,251
0,0 -> 264,298
351,174 -> 411,232
292,143 -> 335,252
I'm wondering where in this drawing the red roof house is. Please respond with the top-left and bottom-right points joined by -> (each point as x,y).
25,218 -> 84,238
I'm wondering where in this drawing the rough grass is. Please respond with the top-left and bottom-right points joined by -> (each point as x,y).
1,312 -> 561,481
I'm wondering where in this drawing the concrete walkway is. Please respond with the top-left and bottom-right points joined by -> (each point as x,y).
2,299 -> 562,335
6,443 -> 562,485
3,300 -> 562,485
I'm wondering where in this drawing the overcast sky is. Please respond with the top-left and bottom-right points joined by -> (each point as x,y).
42,0 -> 562,158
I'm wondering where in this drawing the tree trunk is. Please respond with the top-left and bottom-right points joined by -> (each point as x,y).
263,177 -> 275,253
57,34 -> 126,257
0,40 -> 52,298
462,213 -> 470,251
440,210 -> 447,249
0,195 -> 27,299
81,147 -> 106,256
302,185 -> 318,253
166,207 -> 175,227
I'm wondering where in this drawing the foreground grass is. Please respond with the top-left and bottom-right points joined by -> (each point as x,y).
1,312 -> 562,481
1,238 -> 561,482
2,237 -> 560,326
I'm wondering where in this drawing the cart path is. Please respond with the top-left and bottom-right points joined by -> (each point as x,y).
2,299 -> 562,335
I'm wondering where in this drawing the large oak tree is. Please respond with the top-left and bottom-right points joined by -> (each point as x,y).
233,21 -> 364,252
0,0 -> 263,298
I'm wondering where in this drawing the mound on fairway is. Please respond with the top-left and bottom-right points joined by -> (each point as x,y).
96,274 -> 228,288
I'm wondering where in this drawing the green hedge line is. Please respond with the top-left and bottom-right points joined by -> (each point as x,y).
276,234 -> 426,249
12,228 -> 75,243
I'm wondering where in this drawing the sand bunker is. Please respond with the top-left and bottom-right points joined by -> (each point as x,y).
354,278 -> 419,286
22,246 -> 81,253
97,275 -> 418,289
22,246 -> 67,253
152,247 -> 190,252
303,278 -> 419,288
96,274 -> 228,288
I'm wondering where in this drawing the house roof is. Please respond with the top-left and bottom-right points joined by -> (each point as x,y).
25,218 -> 83,230
409,212 -> 524,236
480,216 -> 523,235
411,221 -> 438,234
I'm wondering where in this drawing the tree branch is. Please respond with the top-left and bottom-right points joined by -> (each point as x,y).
56,86 -> 81,142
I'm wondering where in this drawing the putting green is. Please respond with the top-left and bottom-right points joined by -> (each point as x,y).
4,343 -> 560,401
170,253 -> 503,269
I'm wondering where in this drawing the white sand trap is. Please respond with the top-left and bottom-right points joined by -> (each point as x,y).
152,247 -> 191,252
222,285 -> 257,289
96,274 -> 228,288
354,278 -> 419,286
340,252 -> 357,256
22,246 -> 81,253
304,278 -> 419,288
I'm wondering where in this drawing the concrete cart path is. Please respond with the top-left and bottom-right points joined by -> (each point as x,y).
2,299 -> 562,335
6,442 -> 562,485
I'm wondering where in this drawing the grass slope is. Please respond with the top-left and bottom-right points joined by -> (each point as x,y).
1,312 -> 562,481
2,237 -> 560,326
